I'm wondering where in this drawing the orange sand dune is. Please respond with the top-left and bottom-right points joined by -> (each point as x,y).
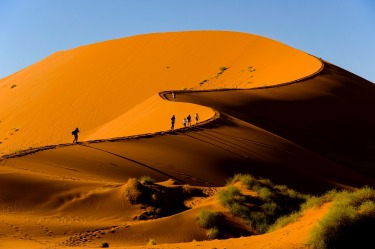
0,31 -> 320,154
1,31 -> 374,249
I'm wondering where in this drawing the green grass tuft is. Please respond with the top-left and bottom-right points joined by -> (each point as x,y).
197,209 -> 221,229
139,175 -> 155,185
147,238 -> 156,245
308,187 -> 375,249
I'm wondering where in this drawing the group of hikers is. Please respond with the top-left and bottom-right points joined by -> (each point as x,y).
71,91 -> 197,143
170,92 -> 200,130
171,113 -> 199,130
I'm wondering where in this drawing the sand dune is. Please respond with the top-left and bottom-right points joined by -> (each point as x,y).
0,31 -> 320,155
0,31 -> 374,248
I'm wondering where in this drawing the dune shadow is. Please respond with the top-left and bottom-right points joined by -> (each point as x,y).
78,144 -> 186,183
184,133 -> 246,159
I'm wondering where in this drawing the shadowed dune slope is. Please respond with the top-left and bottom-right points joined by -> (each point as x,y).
175,62 -> 375,177
0,31 -> 320,154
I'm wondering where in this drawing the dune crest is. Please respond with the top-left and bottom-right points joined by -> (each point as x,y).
0,31 -> 320,154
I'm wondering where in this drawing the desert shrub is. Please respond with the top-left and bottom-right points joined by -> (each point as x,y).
147,239 -> 156,245
219,66 -> 228,71
182,184 -> 204,197
226,173 -> 258,189
259,178 -> 274,188
240,175 -> 258,189
217,186 -> 245,207
308,187 -> 375,249
220,174 -> 307,234
358,200 -> 375,217
261,201 -> 278,215
101,241 -> 109,248
122,178 -> 143,204
248,211 -> 269,233
301,195 -> 324,211
257,187 -> 274,201
139,175 -> 155,185
182,184 -> 193,194
11,84 -> 17,89
207,227 -> 220,239
229,202 -> 250,219
197,209 -> 221,229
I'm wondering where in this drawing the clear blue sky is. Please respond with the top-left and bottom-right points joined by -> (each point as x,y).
1,0 -> 374,82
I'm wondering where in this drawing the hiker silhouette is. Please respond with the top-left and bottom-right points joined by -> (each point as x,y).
187,114 -> 191,127
72,127 -> 80,143
171,115 -> 176,130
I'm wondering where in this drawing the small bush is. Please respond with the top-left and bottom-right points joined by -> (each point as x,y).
308,187 -> 375,249
229,202 -> 250,219
139,175 -> 155,185
257,187 -> 274,201
197,209 -> 221,229
248,211 -> 269,234
301,195 -> 324,211
217,186 -> 245,207
226,173 -> 258,189
147,239 -> 156,245
219,66 -> 228,71
220,174 -> 307,234
11,84 -> 17,89
101,241 -> 109,248
122,178 -> 143,204
207,227 -> 220,239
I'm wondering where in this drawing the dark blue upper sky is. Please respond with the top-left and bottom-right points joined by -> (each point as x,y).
1,0 -> 374,82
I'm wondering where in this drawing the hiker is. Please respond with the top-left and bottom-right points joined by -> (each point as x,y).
72,127 -> 80,143
187,114 -> 191,127
195,113 -> 199,124
172,91 -> 175,101
171,115 -> 176,130
183,118 -> 187,128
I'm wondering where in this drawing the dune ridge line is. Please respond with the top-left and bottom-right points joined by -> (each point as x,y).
0,56 -> 323,161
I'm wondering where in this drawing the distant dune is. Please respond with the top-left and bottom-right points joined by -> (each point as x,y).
0,31 -> 374,248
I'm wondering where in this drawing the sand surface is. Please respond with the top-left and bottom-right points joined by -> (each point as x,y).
0,31 -> 374,248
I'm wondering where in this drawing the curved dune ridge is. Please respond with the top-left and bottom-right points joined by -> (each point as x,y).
1,31 -> 375,249
0,31 -> 321,154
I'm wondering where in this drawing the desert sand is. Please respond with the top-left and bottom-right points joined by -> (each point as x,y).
0,31 -> 374,248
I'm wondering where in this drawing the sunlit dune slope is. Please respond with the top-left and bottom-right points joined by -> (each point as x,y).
0,31 -> 320,154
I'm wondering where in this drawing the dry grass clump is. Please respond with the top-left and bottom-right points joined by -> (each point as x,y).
121,178 -> 144,204
122,178 -> 208,220
207,227 -> 220,239
139,175 -> 155,185
182,184 -> 204,197
197,208 -> 222,228
147,239 -> 156,245
197,208 -> 223,239
220,174 -> 307,234
100,241 -> 109,248
308,186 -> 375,249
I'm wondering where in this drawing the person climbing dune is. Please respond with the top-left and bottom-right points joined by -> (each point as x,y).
171,115 -> 176,130
72,127 -> 80,143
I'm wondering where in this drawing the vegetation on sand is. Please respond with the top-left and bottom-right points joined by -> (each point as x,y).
308,187 -> 375,249
220,174 -> 307,234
